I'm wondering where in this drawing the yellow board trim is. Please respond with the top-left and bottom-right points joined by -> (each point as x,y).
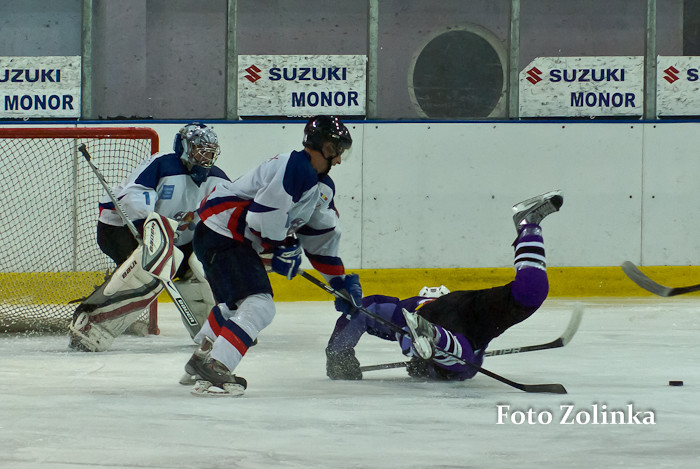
4,266 -> 700,305
265,266 -> 700,301
0,272 -> 107,305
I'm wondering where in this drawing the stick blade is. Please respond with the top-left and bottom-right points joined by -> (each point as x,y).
522,383 -> 568,394
621,261 -> 673,296
560,302 -> 584,346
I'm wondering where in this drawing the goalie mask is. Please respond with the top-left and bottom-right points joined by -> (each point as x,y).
173,123 -> 221,185
302,115 -> 352,173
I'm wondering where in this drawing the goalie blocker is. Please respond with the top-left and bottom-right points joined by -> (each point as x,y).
69,213 -> 215,351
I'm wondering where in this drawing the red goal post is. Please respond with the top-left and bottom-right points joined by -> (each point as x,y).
0,126 -> 161,334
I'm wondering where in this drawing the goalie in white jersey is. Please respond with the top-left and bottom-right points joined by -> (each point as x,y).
96,122 -> 229,274
69,123 -> 229,351
183,115 -> 363,397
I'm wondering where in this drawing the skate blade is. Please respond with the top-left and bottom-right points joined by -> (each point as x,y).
402,308 -> 434,360
179,373 -> 197,386
512,189 -> 562,212
190,380 -> 245,398
412,337 -> 434,360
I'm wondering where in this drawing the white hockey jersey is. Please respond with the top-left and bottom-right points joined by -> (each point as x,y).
198,150 -> 345,276
98,152 -> 229,246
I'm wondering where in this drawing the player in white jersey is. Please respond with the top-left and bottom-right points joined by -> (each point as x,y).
69,123 -> 229,351
182,115 -> 363,397
97,122 -> 229,277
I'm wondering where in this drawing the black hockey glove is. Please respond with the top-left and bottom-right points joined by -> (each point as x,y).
406,357 -> 432,379
406,357 -> 458,381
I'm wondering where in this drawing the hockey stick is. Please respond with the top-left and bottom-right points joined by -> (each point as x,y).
359,303 -> 584,372
78,144 -> 201,335
621,261 -> 700,297
300,270 -> 567,394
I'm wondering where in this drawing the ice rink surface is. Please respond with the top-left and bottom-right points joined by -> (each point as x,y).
1,297 -> 699,469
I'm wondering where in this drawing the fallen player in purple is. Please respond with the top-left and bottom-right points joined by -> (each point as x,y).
325,190 -> 563,381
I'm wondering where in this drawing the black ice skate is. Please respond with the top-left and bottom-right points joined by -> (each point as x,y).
180,337 -> 213,385
181,337 -> 258,386
326,346 -> 362,380
512,190 -> 563,230
189,357 -> 247,398
402,308 -> 438,360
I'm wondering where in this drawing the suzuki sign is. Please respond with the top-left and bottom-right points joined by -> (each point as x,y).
237,55 -> 366,117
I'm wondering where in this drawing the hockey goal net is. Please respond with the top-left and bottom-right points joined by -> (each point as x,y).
0,126 -> 160,334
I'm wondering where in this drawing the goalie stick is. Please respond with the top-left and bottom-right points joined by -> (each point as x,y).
621,261 -> 700,297
359,303 -> 584,373
78,143 -> 201,336
300,270 -> 567,394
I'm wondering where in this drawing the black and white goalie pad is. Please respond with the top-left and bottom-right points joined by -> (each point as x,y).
69,214 -> 183,352
173,254 -> 216,338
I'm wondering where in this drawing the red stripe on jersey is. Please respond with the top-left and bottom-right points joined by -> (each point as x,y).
199,199 -> 243,222
309,259 -> 345,276
199,198 -> 250,242
227,213 -> 247,243
221,327 -> 250,357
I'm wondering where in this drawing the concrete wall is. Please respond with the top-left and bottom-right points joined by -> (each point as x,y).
0,1 -> 685,120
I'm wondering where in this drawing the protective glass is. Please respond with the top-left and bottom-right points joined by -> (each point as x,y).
322,140 -> 352,161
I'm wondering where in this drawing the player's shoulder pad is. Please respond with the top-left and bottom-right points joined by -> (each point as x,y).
318,173 -> 335,193
208,165 -> 230,181
317,174 -> 337,209
364,294 -> 400,307
135,153 -> 188,189
283,150 -> 318,203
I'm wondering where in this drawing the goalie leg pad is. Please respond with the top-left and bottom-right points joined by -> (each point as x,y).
69,287 -> 161,352
141,213 -> 183,281
187,253 -> 216,305
69,311 -> 116,352
174,277 -> 215,338
69,245 -> 165,352
69,213 -> 183,352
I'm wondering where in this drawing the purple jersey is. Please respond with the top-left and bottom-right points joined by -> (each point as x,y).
327,293 -> 483,381
327,266 -> 549,381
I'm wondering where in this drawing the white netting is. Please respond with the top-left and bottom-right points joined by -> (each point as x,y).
0,127 -> 159,333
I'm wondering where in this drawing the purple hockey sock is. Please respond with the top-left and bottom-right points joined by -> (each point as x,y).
511,224 -> 549,308
431,325 -> 482,379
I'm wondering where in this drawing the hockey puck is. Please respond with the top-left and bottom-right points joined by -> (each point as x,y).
668,380 -> 684,386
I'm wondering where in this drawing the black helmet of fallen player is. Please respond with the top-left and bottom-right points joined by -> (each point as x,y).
173,122 -> 221,185
302,115 -> 352,171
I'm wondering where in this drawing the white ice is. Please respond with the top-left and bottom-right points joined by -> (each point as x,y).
1,297 -> 699,468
